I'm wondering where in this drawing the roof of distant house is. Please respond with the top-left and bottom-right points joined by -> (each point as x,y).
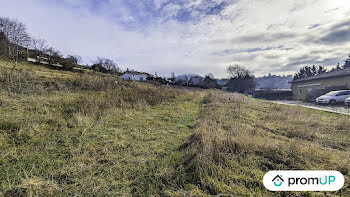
291,67 -> 350,83
122,71 -> 152,76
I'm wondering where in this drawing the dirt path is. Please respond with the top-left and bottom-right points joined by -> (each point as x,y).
106,92 -> 204,196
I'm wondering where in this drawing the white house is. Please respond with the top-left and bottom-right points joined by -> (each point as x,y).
120,71 -> 151,81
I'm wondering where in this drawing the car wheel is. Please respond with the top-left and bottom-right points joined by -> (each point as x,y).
329,99 -> 336,105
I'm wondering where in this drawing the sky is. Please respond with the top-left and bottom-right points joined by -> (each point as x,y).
1,0 -> 350,78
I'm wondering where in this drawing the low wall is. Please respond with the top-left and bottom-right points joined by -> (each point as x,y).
252,89 -> 293,100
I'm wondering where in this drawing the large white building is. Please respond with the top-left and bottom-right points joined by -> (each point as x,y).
120,71 -> 151,81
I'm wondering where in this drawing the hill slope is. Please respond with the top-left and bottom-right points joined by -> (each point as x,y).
0,60 -> 349,196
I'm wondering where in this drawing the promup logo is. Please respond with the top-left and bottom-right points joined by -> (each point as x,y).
263,171 -> 344,191
272,175 -> 284,187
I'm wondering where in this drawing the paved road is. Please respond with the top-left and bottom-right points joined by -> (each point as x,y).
271,100 -> 350,115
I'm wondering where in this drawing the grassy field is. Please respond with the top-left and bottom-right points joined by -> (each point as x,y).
174,92 -> 350,196
0,60 -> 349,196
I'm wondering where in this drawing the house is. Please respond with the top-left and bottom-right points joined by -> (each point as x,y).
290,68 -> 350,100
120,71 -> 151,81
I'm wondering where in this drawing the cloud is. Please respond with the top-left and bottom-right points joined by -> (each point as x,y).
279,46 -> 349,72
280,56 -> 342,72
308,24 -> 321,29
1,0 -> 350,78
319,18 -> 350,44
213,45 -> 292,56
233,33 -> 297,44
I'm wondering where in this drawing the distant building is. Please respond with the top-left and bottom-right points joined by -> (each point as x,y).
290,68 -> 350,100
120,71 -> 151,81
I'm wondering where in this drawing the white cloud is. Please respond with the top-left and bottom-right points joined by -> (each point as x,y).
1,0 -> 350,77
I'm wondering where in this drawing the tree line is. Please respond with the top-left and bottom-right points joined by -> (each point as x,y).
293,55 -> 350,80
0,16 -> 121,73
171,65 -> 256,93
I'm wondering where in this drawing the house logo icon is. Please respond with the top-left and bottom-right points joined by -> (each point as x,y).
272,175 -> 284,187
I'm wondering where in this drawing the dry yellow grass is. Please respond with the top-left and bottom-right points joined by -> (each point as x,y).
0,60 -> 204,196
1,60 -> 349,196
175,91 -> 350,196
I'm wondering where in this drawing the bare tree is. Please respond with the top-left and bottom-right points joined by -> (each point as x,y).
0,17 -> 31,68
203,73 -> 217,89
226,65 -> 255,93
0,17 -> 11,57
31,38 -> 48,55
66,55 -> 81,65
93,57 -> 121,74
46,47 -> 62,65
206,73 -> 214,79
0,31 -> 7,57
227,64 -> 253,79
59,55 -> 82,70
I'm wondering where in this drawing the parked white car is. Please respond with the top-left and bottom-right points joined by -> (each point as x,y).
345,97 -> 350,106
316,90 -> 350,105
